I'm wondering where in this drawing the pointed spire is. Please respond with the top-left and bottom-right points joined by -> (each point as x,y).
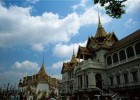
70,46 -> 78,64
98,7 -> 101,26
72,45 -> 75,57
41,55 -> 44,67
38,55 -> 46,75
95,8 -> 107,39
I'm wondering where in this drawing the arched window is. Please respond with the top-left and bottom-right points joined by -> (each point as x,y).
135,42 -> 140,55
119,50 -> 126,61
107,56 -> 112,65
126,46 -> 134,58
113,53 -> 119,63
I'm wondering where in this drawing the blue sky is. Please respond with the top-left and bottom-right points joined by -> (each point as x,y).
0,0 -> 140,85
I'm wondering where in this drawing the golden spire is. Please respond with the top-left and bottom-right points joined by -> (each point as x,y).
38,56 -> 46,75
95,8 -> 107,38
98,8 -> 102,27
73,45 -> 75,57
70,46 -> 78,64
41,55 -> 44,67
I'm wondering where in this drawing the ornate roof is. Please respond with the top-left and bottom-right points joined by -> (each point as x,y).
61,63 -> 70,73
106,29 -> 140,55
38,63 -> 46,76
76,14 -> 118,59
38,58 -> 47,77
95,14 -> 107,40
61,50 -> 78,74
70,49 -> 78,64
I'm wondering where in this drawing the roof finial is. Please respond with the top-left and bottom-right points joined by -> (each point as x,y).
97,7 -> 101,26
42,54 -> 44,67
95,6 -> 107,38
73,45 -> 75,56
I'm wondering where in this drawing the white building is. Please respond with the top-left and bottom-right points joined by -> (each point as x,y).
61,50 -> 78,97
18,62 -> 60,99
61,15 -> 140,100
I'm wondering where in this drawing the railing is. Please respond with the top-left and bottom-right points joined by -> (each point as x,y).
78,60 -> 105,70
107,55 -> 139,68
74,85 -> 100,92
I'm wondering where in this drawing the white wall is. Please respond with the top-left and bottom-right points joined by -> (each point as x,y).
96,49 -> 107,63
36,83 -> 49,94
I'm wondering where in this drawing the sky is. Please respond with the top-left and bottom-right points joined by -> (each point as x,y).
0,0 -> 140,85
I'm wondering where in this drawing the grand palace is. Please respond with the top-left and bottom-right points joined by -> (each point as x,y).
18,61 -> 60,99
61,15 -> 140,100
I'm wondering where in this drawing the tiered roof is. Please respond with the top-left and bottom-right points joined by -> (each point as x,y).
61,49 -> 78,74
77,15 -> 118,59
19,60 -> 60,88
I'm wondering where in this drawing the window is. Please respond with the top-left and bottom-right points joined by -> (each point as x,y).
126,46 -> 134,58
132,71 -> 138,82
107,56 -> 112,65
135,42 -> 140,55
116,75 -> 121,84
119,50 -> 126,61
123,74 -> 129,84
110,77 -> 114,86
113,53 -> 119,63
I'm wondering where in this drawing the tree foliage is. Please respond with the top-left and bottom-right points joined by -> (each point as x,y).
93,0 -> 126,18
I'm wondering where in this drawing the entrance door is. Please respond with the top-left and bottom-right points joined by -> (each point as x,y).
95,73 -> 102,89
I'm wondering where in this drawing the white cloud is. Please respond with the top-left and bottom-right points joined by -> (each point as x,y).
53,41 -> 87,58
26,0 -> 39,3
52,74 -> 62,80
51,59 -> 70,69
72,0 -> 88,10
0,4 -> 80,50
80,7 -> 111,26
0,3 -> 111,51
13,60 -> 40,72
0,71 -> 26,84
124,0 -> 140,13
31,43 -> 44,52
51,61 -> 63,69
124,18 -> 136,28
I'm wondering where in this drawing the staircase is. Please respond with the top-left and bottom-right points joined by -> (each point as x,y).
97,88 -> 120,100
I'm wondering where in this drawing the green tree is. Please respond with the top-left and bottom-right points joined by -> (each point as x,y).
93,0 -> 127,18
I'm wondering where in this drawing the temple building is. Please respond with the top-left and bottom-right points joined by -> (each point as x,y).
18,61 -> 60,99
61,14 -> 140,100
61,49 -> 79,97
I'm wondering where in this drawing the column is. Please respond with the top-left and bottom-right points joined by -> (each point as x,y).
82,74 -> 84,89
132,45 -> 137,58
111,55 -> 113,66
92,73 -> 96,88
136,65 -> 140,81
118,52 -> 120,64
125,48 -> 128,61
